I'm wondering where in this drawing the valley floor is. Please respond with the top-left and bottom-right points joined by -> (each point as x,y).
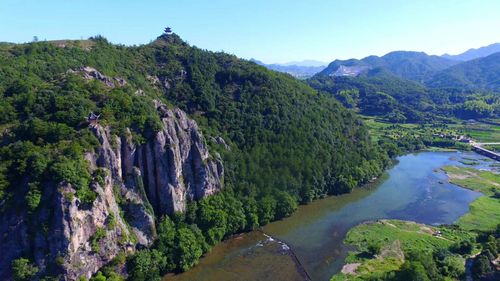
331,164 -> 500,280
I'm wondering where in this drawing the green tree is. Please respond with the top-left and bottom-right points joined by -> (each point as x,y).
275,192 -> 297,219
472,254 -> 493,279
451,240 -> 473,255
90,271 -> 107,281
11,258 -> 39,281
26,182 -> 41,211
198,197 -> 228,245
127,249 -> 166,281
396,261 -> 430,281
175,227 -> 203,271
155,216 -> 177,271
222,193 -> 246,234
257,195 -> 276,225
440,255 -> 465,279
242,197 -> 259,230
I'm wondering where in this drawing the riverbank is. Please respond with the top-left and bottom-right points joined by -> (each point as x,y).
442,165 -> 500,231
331,163 -> 499,280
165,151 -> 490,281
332,220 -> 474,281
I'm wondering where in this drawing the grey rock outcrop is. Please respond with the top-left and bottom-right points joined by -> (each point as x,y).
34,178 -> 139,281
67,66 -> 127,88
0,103 -> 223,280
92,102 -> 224,214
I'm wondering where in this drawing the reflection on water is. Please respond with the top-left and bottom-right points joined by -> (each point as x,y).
166,152 -> 489,281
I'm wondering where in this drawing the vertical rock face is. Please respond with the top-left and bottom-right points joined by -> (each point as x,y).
92,102 -> 224,215
34,178 -> 143,281
140,105 -> 224,214
0,104 -> 223,280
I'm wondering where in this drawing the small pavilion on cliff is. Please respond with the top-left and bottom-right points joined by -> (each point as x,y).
86,112 -> 100,126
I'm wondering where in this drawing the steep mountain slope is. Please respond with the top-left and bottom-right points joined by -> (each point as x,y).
0,33 -> 387,280
427,52 -> 500,90
442,43 -> 500,61
319,51 -> 457,82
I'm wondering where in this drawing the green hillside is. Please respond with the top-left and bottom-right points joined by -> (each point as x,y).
308,74 -> 500,123
0,33 -> 389,280
427,52 -> 500,90
319,51 -> 457,82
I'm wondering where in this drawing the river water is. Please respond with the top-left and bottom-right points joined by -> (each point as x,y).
166,151 -> 497,281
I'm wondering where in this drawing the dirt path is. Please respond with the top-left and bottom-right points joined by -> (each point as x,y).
379,220 -> 452,242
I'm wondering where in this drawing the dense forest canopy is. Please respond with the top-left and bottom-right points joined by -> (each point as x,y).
0,33 -> 390,280
308,74 -> 500,123
307,49 -> 500,124
5,31 -> 497,281
427,52 -> 500,91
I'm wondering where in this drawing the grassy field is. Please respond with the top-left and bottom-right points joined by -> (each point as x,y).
442,166 -> 500,194
361,116 -> 500,144
331,220 -> 474,281
442,166 -> 500,231
448,122 -> 500,143
457,196 -> 500,232
360,116 -> 419,142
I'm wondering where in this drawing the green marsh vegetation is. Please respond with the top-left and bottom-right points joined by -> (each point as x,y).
331,220 -> 476,281
332,165 -> 500,281
442,166 -> 500,232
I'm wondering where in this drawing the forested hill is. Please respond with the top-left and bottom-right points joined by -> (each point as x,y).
441,42 -> 500,61
308,74 -> 500,123
0,33 -> 388,280
427,52 -> 500,90
319,51 -> 457,82
308,50 -> 500,123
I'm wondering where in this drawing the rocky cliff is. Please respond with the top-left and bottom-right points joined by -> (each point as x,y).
0,103 -> 223,280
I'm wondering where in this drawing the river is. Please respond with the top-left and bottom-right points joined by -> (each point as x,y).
165,151 -> 497,281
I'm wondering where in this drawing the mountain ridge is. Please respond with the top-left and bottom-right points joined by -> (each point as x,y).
442,42 -> 500,61
427,51 -> 500,90
318,50 -> 457,82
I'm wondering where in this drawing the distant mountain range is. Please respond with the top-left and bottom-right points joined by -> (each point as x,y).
427,52 -> 500,90
250,59 -> 326,79
317,43 -> 500,91
280,60 -> 327,67
441,43 -> 500,61
307,43 -> 500,124
254,43 -> 500,90
318,51 -> 457,82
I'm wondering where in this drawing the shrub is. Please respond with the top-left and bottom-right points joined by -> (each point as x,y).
90,227 -> 106,252
11,258 -> 38,281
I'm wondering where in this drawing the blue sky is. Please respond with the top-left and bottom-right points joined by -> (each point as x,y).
1,0 -> 499,63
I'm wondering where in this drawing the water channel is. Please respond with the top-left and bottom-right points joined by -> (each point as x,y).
166,151 -> 497,281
